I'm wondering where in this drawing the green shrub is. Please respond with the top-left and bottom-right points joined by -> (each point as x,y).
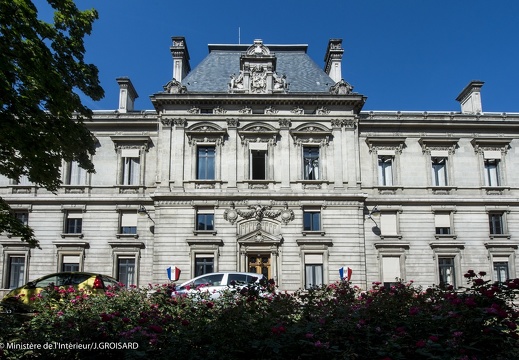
1,272 -> 517,359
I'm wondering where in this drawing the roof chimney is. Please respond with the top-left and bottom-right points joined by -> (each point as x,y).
116,77 -> 138,113
170,36 -> 191,82
456,80 -> 484,114
324,39 -> 344,83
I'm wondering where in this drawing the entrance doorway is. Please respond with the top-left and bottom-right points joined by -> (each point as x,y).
248,254 -> 271,279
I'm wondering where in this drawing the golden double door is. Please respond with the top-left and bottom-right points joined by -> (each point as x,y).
247,254 -> 271,279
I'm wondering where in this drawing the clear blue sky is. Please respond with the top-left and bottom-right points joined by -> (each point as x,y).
41,0 -> 519,113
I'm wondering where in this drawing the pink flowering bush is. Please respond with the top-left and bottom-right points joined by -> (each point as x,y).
0,272 -> 518,359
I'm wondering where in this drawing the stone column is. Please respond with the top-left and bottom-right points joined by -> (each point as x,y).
157,117 -> 173,189
172,118 -> 186,189
226,118 -> 238,189
279,119 -> 291,189
344,117 -> 359,189
331,119 -> 344,189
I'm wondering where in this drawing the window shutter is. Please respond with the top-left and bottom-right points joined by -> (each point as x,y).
67,212 -> 83,219
380,213 -> 397,235
62,255 -> 79,264
430,150 -> 449,157
121,149 -> 140,158
483,151 -> 501,159
305,253 -> 323,264
434,214 -> 450,228
121,212 -> 137,227
382,257 -> 401,283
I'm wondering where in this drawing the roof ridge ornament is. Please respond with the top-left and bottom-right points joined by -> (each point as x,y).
163,78 -> 187,94
329,79 -> 353,95
247,39 -> 271,56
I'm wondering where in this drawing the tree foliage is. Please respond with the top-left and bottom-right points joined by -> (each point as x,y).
0,0 -> 104,246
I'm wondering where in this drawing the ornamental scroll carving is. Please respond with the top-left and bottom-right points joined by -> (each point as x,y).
224,202 -> 294,229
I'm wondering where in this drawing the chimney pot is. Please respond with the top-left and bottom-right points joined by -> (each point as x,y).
456,80 -> 484,114
116,77 -> 138,113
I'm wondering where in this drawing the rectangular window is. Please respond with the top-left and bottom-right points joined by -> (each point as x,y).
67,160 -> 87,185
484,159 -> 500,186
380,213 -> 398,236
382,256 -> 401,289
435,213 -> 451,235
304,254 -> 323,289
431,157 -> 448,186
438,257 -> 455,288
120,212 -> 137,234
122,157 -> 140,185
65,212 -> 83,234
196,213 -> 214,231
195,256 -> 214,277
251,150 -> 267,180
493,260 -> 509,282
489,213 -> 504,235
61,255 -> 80,272
378,156 -> 393,186
14,211 -> 29,226
117,258 -> 136,287
303,211 -> 321,231
197,146 -> 215,180
8,256 -> 25,289
303,147 -> 319,180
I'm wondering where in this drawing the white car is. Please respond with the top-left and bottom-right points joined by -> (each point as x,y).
172,272 -> 265,299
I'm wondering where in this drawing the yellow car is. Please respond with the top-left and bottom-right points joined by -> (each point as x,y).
1,272 -> 120,312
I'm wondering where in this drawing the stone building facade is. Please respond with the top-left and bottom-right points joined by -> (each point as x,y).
1,37 -> 518,294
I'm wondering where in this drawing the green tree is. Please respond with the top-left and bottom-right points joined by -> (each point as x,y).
0,0 -> 104,246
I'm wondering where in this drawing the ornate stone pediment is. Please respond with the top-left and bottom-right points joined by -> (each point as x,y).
290,123 -> 332,145
185,122 -> 227,145
365,137 -> 407,154
237,229 -> 283,244
238,122 -> 279,144
419,137 -> 460,155
470,137 -> 512,155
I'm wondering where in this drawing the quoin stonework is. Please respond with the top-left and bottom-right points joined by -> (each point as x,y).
1,37 -> 517,294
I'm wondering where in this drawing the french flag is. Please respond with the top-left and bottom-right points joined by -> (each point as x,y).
167,266 -> 181,281
339,267 -> 352,281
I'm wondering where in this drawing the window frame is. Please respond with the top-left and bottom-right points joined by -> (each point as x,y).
194,255 -> 215,277
302,207 -> 325,236
119,210 -> 138,237
14,211 -> 29,227
488,212 -> 505,235
484,158 -> 500,187
64,211 -> 83,235
196,145 -> 216,180
377,155 -> 394,186
303,146 -> 320,181
2,249 -> 30,289
438,256 -> 457,288
381,255 -> 403,289
117,256 -> 136,287
122,156 -> 141,186
303,252 -> 325,290
250,149 -> 268,180
65,160 -> 88,186
431,157 -> 448,186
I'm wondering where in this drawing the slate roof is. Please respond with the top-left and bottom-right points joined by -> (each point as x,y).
182,44 -> 336,93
